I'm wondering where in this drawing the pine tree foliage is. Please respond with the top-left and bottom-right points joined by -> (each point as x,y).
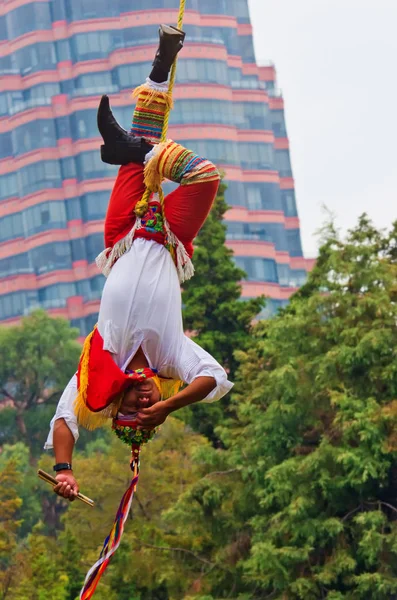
223,216 -> 397,599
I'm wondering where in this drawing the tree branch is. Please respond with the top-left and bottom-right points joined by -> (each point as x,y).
342,505 -> 362,522
132,493 -> 150,519
365,501 -> 397,515
205,468 -> 239,478
137,541 -> 227,570
0,387 -> 15,402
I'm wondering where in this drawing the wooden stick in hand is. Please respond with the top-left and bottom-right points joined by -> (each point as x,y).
37,469 -> 95,507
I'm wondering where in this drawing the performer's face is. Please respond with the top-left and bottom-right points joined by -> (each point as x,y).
120,379 -> 161,414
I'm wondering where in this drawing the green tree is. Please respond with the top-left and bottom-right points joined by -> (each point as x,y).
58,418 -> 233,599
0,310 -> 80,447
0,444 -> 42,537
221,216 -> 397,598
6,525 -> 69,600
182,181 -> 264,440
0,458 -> 23,600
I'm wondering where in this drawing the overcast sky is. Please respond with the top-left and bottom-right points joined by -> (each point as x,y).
248,0 -> 397,257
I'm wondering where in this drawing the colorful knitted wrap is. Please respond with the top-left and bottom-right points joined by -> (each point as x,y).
131,81 -> 173,144
144,139 -> 221,193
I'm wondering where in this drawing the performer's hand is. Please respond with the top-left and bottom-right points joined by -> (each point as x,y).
135,402 -> 171,428
54,472 -> 79,502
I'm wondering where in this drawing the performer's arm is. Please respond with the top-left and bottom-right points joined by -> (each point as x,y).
135,337 -> 233,428
53,418 -> 79,501
135,376 -> 216,428
44,375 -> 80,501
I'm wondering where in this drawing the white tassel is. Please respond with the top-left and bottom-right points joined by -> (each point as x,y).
95,218 -> 142,277
163,216 -> 195,284
96,247 -> 111,272
95,212 -> 194,283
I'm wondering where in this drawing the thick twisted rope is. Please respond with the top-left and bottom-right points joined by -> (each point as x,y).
138,0 -> 186,213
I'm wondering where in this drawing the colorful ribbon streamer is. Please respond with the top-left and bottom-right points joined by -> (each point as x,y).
79,468 -> 139,599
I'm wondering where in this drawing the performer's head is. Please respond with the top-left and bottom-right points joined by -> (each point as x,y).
120,378 -> 161,414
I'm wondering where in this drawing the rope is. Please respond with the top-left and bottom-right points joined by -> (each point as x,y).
146,0 -> 186,213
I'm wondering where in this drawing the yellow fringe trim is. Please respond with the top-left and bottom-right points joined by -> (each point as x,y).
73,325 -> 118,431
143,142 -> 167,193
132,84 -> 174,111
159,377 -> 184,400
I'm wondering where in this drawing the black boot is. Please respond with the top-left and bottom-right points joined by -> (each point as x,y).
150,24 -> 185,83
97,95 -> 153,165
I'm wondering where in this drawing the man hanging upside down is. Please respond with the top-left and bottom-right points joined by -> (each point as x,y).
45,25 -> 233,500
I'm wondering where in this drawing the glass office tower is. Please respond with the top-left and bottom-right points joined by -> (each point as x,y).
0,0 -> 312,333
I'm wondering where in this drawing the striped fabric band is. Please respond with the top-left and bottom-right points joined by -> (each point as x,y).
156,141 -> 221,186
130,87 -> 170,144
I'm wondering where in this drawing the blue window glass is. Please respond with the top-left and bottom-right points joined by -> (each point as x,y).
238,35 -> 256,63
233,102 -> 270,130
238,142 -> 274,169
73,31 -> 113,60
224,181 -> 245,207
56,40 -> 71,62
281,190 -> 297,217
73,72 -> 113,96
271,109 -> 287,137
234,0 -> 250,22
289,269 -> 307,287
170,99 -> 234,126
76,151 -> 117,180
38,282 -> 76,309
179,139 -> 240,166
177,59 -> 228,85
226,222 -> 288,250
245,183 -> 282,211
275,149 -> 292,177
76,279 -> 90,298
0,253 -> 32,278
118,62 -> 154,89
234,257 -> 278,282
12,120 -> 57,155
70,109 -> 98,139
19,161 -> 62,195
66,198 -> 82,221
71,238 -> 86,262
0,213 -> 23,242
81,192 -> 109,221
61,157 -> 77,179
30,242 -> 72,275
287,229 -> 303,257
50,0 -> 67,22
0,55 -> 13,75
0,290 -> 38,320
0,173 -> 18,201
67,0 -> 119,20
89,275 -> 105,299
226,222 -> 272,243
277,264 -> 290,287
24,202 -> 67,236
56,116 -> 72,139
0,16 -> 6,41
0,132 -> 12,159
13,43 -> 57,75
85,234 -> 104,263
6,3 -> 52,39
